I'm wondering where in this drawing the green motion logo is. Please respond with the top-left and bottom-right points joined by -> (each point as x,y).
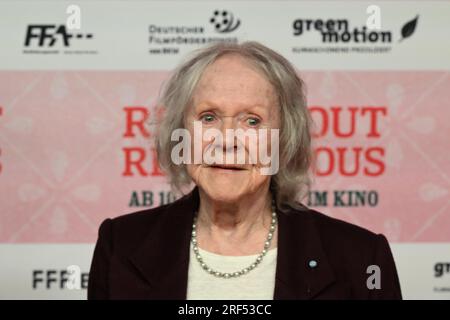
293,15 -> 419,43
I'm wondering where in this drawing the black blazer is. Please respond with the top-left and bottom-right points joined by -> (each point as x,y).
88,187 -> 402,300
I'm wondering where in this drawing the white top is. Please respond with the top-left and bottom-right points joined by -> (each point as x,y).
186,243 -> 278,300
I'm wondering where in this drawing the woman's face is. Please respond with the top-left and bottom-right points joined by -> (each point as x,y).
184,54 -> 280,203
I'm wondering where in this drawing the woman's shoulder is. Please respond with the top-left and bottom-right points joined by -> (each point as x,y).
286,205 -> 401,299
109,191 -> 193,227
110,201 -> 173,227
286,204 -> 388,258
96,193 -> 192,252
307,207 -> 379,240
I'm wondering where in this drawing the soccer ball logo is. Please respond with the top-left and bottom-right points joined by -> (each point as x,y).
210,10 -> 241,33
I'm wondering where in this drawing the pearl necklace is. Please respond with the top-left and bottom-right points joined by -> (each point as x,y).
191,207 -> 277,279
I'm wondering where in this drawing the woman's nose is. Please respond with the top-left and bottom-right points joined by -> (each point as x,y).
219,116 -> 238,131
219,117 -> 239,151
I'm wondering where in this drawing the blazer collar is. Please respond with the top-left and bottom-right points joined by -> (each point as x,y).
129,187 -> 336,299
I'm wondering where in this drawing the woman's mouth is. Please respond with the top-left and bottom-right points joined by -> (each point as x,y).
208,164 -> 247,172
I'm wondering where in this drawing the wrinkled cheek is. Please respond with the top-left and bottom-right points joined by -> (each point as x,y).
256,129 -> 279,174
187,129 -> 215,164
186,164 -> 201,182
239,140 -> 271,169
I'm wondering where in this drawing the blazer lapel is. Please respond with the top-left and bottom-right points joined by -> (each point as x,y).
274,207 -> 336,299
128,188 -> 199,299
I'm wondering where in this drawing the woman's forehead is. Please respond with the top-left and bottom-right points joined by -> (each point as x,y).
193,71 -> 276,110
198,55 -> 272,89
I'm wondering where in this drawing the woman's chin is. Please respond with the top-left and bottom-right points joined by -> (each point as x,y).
199,179 -> 250,203
192,166 -> 267,203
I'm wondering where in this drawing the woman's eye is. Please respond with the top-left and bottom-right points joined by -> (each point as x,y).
200,114 -> 215,123
246,117 -> 260,127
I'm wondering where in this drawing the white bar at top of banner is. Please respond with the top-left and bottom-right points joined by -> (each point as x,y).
0,1 -> 448,70
0,243 -> 449,299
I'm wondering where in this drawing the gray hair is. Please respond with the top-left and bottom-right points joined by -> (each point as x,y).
155,41 -> 312,212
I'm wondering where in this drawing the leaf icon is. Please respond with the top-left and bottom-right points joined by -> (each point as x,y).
399,15 -> 419,42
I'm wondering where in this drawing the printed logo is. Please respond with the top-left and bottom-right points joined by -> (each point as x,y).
292,15 -> 419,54
23,24 -> 97,55
209,10 -> 241,33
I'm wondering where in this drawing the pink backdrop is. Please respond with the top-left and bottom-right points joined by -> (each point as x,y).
1,71 -> 448,243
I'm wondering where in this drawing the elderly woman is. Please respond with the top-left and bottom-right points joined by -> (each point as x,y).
88,41 -> 402,300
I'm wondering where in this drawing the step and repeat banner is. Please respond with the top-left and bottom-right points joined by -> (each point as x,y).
0,1 -> 449,299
